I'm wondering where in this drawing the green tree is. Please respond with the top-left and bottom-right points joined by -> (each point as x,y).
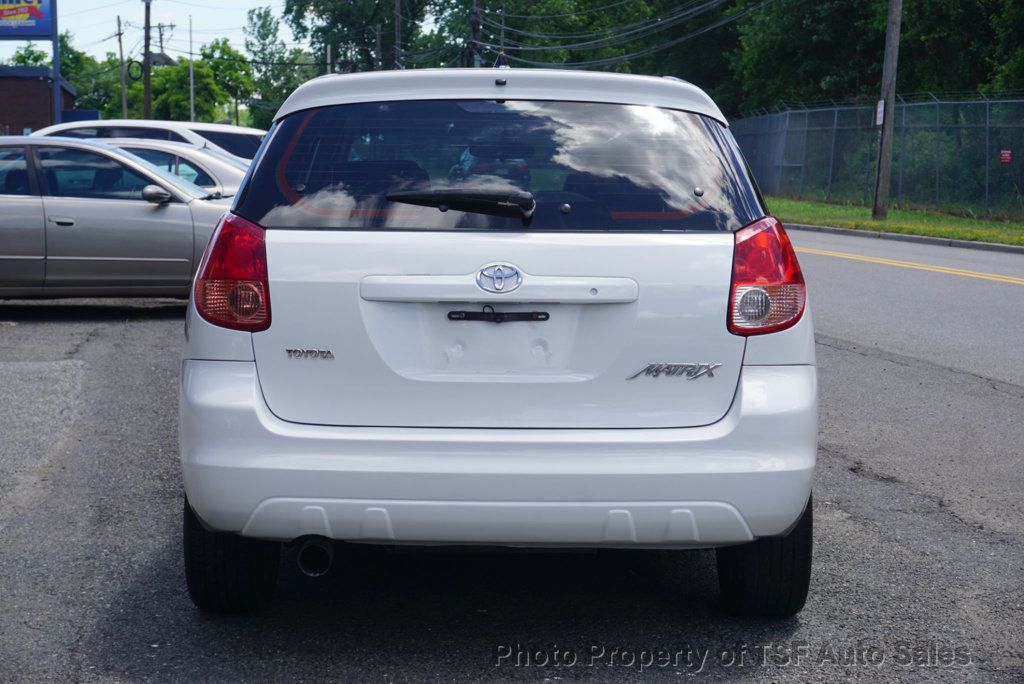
10,41 -> 48,66
987,0 -> 1024,91
200,38 -> 255,125
283,0 -> 431,72
122,61 -> 228,121
245,6 -> 318,128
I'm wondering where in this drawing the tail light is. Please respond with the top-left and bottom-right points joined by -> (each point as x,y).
728,216 -> 805,335
194,212 -> 271,332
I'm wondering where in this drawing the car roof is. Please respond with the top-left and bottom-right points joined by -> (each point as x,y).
0,134 -> 123,150
105,137 -> 216,152
33,119 -> 266,135
276,68 -> 728,125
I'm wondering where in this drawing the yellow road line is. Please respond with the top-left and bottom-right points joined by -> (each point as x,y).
795,247 -> 1024,286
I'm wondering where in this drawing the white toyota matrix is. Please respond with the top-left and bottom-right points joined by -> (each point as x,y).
180,68 -> 817,618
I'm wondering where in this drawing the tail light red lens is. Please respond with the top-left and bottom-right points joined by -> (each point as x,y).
194,212 -> 271,332
728,216 -> 805,335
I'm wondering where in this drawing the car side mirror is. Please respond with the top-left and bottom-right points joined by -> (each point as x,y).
142,184 -> 172,204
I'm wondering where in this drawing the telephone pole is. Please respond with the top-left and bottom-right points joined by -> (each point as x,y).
143,0 -> 152,119
326,44 -> 332,74
471,0 -> 482,67
116,16 -> 128,118
871,0 -> 904,220
393,0 -> 401,68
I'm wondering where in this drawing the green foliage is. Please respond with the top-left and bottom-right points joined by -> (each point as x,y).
11,41 -> 48,67
987,0 -> 1024,91
120,61 -> 228,121
245,6 -> 319,128
39,1 -> 1024,125
200,38 -> 255,124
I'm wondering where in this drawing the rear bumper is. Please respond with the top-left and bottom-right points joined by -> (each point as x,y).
180,361 -> 816,547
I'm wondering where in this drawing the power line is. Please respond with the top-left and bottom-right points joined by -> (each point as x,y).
64,0 -> 132,17
487,0 -> 770,69
482,0 -> 639,21
480,0 -> 718,41
479,0 -> 728,52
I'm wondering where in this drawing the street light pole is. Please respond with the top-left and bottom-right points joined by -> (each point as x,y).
189,15 -> 195,122
51,0 -> 62,124
143,0 -> 153,119
871,0 -> 904,220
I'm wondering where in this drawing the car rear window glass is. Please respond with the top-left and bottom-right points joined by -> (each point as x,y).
194,130 -> 263,158
236,100 -> 764,232
101,126 -> 169,140
47,127 -> 97,139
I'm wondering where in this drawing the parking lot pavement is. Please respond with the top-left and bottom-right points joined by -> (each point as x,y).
0,233 -> 1022,682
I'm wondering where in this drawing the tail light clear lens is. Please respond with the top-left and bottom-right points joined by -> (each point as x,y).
194,212 -> 271,332
728,216 -> 805,335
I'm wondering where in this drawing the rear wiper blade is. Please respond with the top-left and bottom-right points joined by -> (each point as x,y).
386,188 -> 536,226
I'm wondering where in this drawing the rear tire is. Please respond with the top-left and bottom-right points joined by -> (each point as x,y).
715,495 -> 812,618
183,498 -> 281,612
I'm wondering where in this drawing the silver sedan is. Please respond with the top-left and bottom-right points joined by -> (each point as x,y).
105,138 -> 250,198
0,136 -> 229,299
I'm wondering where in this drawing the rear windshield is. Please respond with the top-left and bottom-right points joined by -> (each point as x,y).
236,100 -> 764,232
196,130 -> 264,159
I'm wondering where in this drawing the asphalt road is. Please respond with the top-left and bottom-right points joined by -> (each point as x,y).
1,230 -> 1022,682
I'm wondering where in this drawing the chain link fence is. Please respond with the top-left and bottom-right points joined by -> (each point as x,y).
731,97 -> 1024,220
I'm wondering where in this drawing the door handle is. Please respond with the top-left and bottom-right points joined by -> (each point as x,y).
48,216 -> 76,227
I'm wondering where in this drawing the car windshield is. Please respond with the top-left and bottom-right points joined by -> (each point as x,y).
115,148 -> 210,200
236,100 -> 764,232
200,146 -> 251,170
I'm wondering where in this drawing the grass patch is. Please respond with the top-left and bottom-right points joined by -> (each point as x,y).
766,196 -> 1024,247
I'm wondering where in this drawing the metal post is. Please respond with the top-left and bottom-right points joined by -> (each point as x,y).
117,15 -> 128,118
897,98 -> 905,202
984,97 -> 990,213
188,15 -> 195,122
326,44 -> 332,74
935,98 -> 940,206
143,0 -> 152,119
826,108 -> 837,198
871,0 -> 903,219
50,0 -> 61,124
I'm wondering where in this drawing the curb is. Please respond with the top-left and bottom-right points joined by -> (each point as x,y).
786,223 -> 1024,256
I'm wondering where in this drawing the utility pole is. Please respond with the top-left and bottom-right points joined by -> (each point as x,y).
393,0 -> 401,68
143,0 -> 152,119
51,0 -> 62,124
471,0 -> 482,67
871,0 -> 903,220
188,15 -> 195,122
156,23 -> 174,53
326,44 -> 332,74
116,15 -> 128,118
375,25 -> 382,70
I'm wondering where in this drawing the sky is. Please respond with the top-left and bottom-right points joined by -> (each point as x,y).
0,0 -> 308,63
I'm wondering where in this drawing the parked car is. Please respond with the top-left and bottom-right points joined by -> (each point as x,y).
106,138 -> 249,198
180,69 -> 817,618
0,137 -> 228,298
32,120 -> 266,160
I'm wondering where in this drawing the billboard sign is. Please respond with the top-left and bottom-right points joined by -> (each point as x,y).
0,0 -> 53,38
